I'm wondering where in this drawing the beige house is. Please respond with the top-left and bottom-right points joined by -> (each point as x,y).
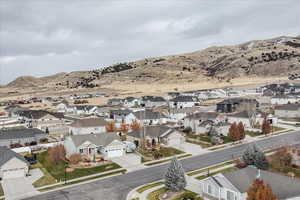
69,118 -> 107,135
274,104 -> 300,118
0,146 -> 29,179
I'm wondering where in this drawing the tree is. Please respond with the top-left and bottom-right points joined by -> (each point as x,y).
238,122 -> 245,141
262,119 -> 271,136
106,121 -> 115,132
48,145 -> 66,165
242,144 -> 269,170
120,122 -> 129,133
68,153 -> 82,165
275,146 -> 292,167
228,122 -> 239,142
247,179 -> 277,200
130,120 -> 141,131
164,157 -> 187,192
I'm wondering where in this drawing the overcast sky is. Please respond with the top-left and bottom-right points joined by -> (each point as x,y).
0,0 -> 300,84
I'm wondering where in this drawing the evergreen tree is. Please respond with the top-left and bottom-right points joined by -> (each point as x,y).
242,144 -> 268,170
164,157 -> 186,192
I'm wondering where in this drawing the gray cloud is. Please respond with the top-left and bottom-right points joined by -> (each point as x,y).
0,0 -> 300,84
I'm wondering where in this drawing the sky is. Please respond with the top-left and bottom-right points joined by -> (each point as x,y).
0,0 -> 300,84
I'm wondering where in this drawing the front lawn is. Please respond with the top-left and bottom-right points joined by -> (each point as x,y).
137,182 -> 164,193
147,188 -> 203,200
31,162 -> 56,187
138,147 -> 184,163
246,130 -> 262,137
195,167 -> 237,180
272,126 -> 286,132
172,191 -> 203,200
147,187 -> 167,200
37,151 -> 121,181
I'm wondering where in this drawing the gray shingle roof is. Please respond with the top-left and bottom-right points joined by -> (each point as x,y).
142,96 -> 166,102
69,133 -> 121,147
223,167 -> 300,199
0,128 -> 46,140
275,104 -> 300,111
0,146 -> 29,167
133,110 -> 165,120
19,110 -> 64,119
127,125 -> 171,139
185,112 -> 220,120
170,96 -> 199,102
69,118 -> 107,128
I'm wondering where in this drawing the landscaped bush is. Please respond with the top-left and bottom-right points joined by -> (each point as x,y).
68,154 -> 82,165
10,143 -> 23,148
39,138 -> 49,143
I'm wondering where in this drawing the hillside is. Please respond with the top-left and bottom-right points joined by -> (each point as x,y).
6,35 -> 300,91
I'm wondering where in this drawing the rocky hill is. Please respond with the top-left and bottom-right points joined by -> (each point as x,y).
6,35 -> 300,90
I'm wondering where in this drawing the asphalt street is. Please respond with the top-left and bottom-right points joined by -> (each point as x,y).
25,130 -> 300,200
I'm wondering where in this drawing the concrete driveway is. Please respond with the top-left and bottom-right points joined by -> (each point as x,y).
111,153 -> 143,172
171,141 -> 209,155
1,169 -> 42,200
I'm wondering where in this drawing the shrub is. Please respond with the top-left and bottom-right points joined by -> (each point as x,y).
68,153 -> 82,165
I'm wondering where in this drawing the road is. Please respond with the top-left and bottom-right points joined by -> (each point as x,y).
25,130 -> 300,200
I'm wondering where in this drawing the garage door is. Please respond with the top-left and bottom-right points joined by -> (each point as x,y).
168,138 -> 182,146
107,149 -> 123,158
2,168 -> 25,179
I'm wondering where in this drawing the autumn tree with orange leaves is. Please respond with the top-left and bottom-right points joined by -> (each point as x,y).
120,122 -> 129,133
247,179 -> 277,200
106,121 -> 116,132
130,120 -> 141,131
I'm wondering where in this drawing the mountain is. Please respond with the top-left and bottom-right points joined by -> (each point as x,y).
6,35 -> 300,90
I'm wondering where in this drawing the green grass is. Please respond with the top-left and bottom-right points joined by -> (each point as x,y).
146,187 -> 167,200
186,139 -> 211,148
39,169 -> 126,191
138,147 -> 184,163
187,161 -> 234,176
221,136 -> 234,144
246,130 -> 262,137
32,162 -> 57,187
144,154 -> 192,166
281,118 -> 300,122
0,183 -> 3,197
137,182 -> 164,193
272,126 -> 286,132
195,167 -> 237,180
37,151 -> 121,181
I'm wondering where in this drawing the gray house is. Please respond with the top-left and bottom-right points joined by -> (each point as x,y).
0,128 -> 47,148
200,167 -> 300,200
0,146 -> 29,179
64,133 -> 126,158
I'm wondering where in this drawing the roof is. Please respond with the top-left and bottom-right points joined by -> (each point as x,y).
74,105 -> 97,111
19,110 -> 64,119
0,146 -> 29,167
223,167 -> 300,199
142,96 -> 166,102
185,112 -> 220,120
127,125 -> 172,139
133,110 -> 166,120
217,98 -> 258,105
69,118 -> 107,128
227,111 -> 249,118
170,96 -> 199,102
275,104 -> 300,111
69,133 -> 121,147
0,128 -> 46,140
110,109 -> 132,115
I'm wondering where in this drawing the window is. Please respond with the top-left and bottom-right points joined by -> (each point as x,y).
227,191 -> 234,200
208,184 -> 212,194
79,149 -> 83,153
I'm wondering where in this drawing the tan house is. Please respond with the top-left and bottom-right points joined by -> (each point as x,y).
0,146 -> 29,179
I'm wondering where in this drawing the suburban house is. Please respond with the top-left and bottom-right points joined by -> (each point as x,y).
165,92 -> 180,100
226,111 -> 264,128
126,125 -> 184,147
64,133 -> 126,158
168,107 -> 201,122
53,100 -> 73,113
18,110 -> 65,128
200,167 -> 300,200
274,104 -> 300,118
109,109 -> 132,122
183,112 -> 226,134
123,97 -> 140,108
125,110 -> 168,125
0,128 -> 47,148
216,98 -> 259,113
271,94 -> 300,105
169,96 -> 200,109
69,118 -> 107,135
197,89 -> 227,100
71,105 -> 99,115
140,96 -> 167,107
107,98 -> 124,106
4,105 -> 29,118
0,146 -> 29,179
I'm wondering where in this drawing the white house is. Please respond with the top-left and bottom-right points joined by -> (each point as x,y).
124,110 -> 167,125
200,167 -> 300,200
123,97 -> 140,108
69,118 -> 107,135
169,96 -> 200,109
0,146 -> 29,179
71,105 -> 99,115
274,104 -> 300,118
140,96 -> 167,108
271,95 -> 300,105
64,133 -> 126,158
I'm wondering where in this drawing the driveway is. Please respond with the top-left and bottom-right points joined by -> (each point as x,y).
171,141 -> 209,155
111,153 -> 143,172
1,169 -> 42,200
